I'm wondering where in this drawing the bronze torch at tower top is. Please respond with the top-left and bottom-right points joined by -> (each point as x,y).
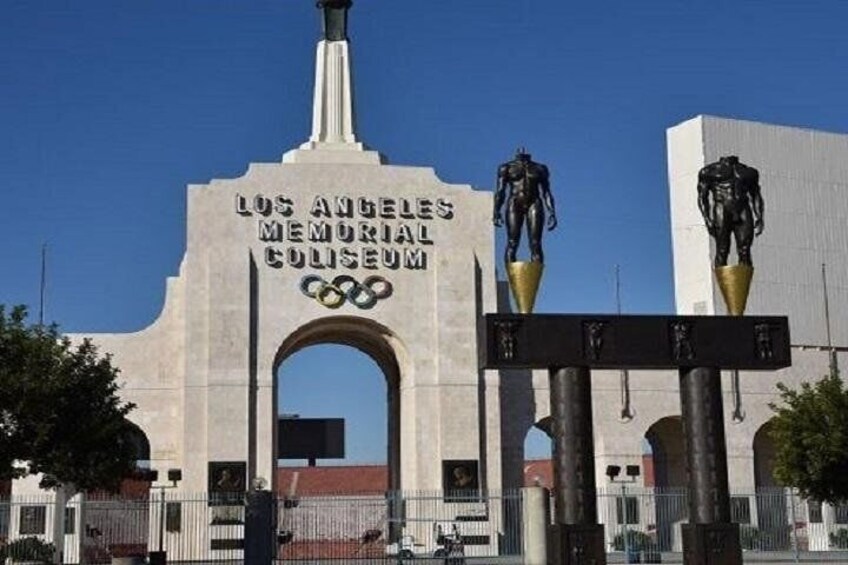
316,0 -> 353,42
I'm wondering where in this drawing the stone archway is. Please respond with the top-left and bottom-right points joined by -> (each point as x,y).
645,416 -> 686,488
523,417 -> 553,489
644,416 -> 687,551
753,420 -> 778,489
274,315 -> 405,492
124,420 -> 152,468
753,419 -> 789,549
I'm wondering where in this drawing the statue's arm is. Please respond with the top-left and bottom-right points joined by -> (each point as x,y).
697,169 -> 715,234
493,164 -> 508,226
540,165 -> 557,230
749,169 -> 765,235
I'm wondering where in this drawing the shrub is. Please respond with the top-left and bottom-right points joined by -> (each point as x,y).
830,528 -> 848,550
739,525 -> 760,550
612,530 -> 655,551
0,537 -> 55,563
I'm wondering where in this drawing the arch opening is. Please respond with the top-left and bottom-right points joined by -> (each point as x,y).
273,316 -> 404,494
522,417 -> 553,489
753,419 -> 790,549
644,416 -> 686,551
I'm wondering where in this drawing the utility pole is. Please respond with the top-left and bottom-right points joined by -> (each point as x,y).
39,244 -> 47,325
617,265 -> 634,421
822,263 -> 838,377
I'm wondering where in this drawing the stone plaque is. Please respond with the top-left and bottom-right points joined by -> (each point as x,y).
442,459 -> 479,501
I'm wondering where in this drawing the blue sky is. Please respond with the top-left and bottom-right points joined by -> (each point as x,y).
3,1 -> 848,463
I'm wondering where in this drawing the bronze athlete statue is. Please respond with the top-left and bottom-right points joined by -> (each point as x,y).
493,148 -> 558,265
697,155 -> 764,267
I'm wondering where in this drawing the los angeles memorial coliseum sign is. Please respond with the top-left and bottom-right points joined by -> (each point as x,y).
235,193 -> 455,271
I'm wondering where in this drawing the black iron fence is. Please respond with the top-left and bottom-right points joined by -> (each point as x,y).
593,486 -> 848,557
3,488 -> 848,562
0,490 -> 523,563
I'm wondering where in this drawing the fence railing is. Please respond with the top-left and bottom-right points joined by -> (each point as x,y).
590,486 -> 848,555
3,488 -> 848,562
0,490 -> 523,562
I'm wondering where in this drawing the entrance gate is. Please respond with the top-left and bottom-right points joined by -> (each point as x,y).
273,491 -> 523,562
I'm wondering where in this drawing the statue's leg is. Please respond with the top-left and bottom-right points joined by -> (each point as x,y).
735,207 -> 755,266
527,200 -> 545,263
714,206 -> 731,267
506,199 -> 524,264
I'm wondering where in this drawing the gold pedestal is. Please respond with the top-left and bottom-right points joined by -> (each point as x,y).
506,261 -> 544,314
715,265 -> 754,316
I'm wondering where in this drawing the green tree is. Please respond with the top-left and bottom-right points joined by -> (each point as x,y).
0,305 -> 138,491
769,372 -> 848,503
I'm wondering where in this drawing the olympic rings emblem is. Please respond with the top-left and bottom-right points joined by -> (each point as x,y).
300,275 -> 394,310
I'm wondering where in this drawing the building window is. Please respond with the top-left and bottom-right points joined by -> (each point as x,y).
730,497 -> 751,524
19,506 -> 46,535
166,502 -> 181,533
616,496 -> 639,525
65,507 -> 76,535
808,500 -> 823,524
835,503 -> 848,525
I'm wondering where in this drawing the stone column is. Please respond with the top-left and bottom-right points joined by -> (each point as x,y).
522,486 -> 550,565
308,40 -> 358,145
547,366 -> 606,565
679,366 -> 742,565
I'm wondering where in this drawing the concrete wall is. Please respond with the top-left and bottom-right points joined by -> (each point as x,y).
20,158 -> 501,498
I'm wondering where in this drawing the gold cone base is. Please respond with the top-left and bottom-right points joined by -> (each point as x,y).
506,261 -> 544,314
715,265 -> 754,316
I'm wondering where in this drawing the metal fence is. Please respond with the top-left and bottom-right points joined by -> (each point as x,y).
4,488 -> 848,563
592,487 -> 848,557
0,490 -> 523,563
277,490 -> 522,561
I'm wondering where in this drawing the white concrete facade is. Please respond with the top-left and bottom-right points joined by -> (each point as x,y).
8,29 -> 509,560
64,161 -> 499,495
19,29 -> 503,497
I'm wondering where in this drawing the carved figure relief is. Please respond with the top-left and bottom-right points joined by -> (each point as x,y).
584,321 -> 606,361
754,323 -> 774,360
494,320 -> 519,361
671,321 -> 695,361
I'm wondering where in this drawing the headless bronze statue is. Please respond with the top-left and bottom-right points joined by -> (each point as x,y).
697,156 -> 764,267
493,148 -> 557,264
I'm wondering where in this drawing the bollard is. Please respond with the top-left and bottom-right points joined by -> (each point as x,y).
522,487 -> 550,565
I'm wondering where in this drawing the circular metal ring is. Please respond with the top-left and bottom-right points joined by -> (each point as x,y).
316,284 -> 346,309
300,275 -> 325,298
332,274 -> 359,293
363,275 -> 394,299
300,274 -> 393,309
346,284 -> 378,309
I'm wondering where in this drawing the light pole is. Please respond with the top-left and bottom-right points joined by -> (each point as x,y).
150,469 -> 181,565
606,465 -> 640,563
